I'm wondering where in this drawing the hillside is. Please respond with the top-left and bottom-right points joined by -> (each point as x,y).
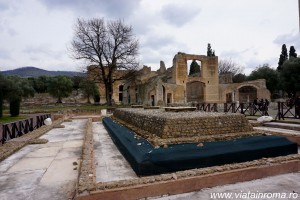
1,66 -> 85,77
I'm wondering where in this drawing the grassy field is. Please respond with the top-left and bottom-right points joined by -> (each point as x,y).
20,104 -> 117,112
0,115 -> 29,124
0,104 -> 120,124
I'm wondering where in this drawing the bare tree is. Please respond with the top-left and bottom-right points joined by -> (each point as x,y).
218,59 -> 244,76
71,18 -> 139,105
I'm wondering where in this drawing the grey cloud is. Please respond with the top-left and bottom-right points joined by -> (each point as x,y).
141,42 -> 188,68
23,45 -> 63,59
0,2 -> 9,11
140,49 -> 161,64
131,15 -> 155,35
161,3 -> 200,27
0,18 -> 18,37
273,33 -> 300,47
247,60 -> 263,69
219,47 -> 256,58
40,0 -> 141,18
142,35 -> 175,49
7,27 -> 17,36
0,48 -> 11,59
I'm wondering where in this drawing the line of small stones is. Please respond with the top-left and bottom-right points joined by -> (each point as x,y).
94,154 -> 300,191
0,118 -> 64,162
111,116 -> 265,147
77,118 -> 96,194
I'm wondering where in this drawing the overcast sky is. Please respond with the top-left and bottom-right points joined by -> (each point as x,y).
0,0 -> 299,74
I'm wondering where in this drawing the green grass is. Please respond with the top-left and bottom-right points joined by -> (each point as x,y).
0,115 -> 29,124
20,104 -> 119,112
2,104 -> 122,114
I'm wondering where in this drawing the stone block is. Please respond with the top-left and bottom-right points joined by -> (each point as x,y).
113,108 -> 253,139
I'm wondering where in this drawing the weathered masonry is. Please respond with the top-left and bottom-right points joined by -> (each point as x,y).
89,52 -> 270,105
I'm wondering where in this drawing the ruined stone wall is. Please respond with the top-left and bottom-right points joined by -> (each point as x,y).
219,79 -> 271,103
113,108 -> 253,139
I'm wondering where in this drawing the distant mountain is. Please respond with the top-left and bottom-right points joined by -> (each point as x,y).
1,66 -> 85,78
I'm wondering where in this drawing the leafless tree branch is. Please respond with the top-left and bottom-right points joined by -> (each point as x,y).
71,18 -> 139,105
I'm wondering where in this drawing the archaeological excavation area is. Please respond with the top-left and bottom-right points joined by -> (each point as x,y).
0,108 -> 300,200
105,108 -> 297,175
76,107 -> 300,199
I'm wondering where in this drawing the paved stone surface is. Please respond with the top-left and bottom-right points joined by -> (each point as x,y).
254,126 -> 300,135
264,122 -> 300,131
0,119 -> 86,200
93,122 -> 137,183
1,118 -> 300,200
152,172 -> 300,200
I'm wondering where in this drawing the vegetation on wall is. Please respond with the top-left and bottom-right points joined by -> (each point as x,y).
207,43 -> 215,57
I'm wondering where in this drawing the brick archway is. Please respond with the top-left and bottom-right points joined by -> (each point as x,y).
238,85 -> 257,103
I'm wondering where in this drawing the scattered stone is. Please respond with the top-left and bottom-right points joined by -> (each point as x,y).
28,138 -> 49,144
172,173 -> 178,180
197,143 -> 204,147
54,124 -> 65,128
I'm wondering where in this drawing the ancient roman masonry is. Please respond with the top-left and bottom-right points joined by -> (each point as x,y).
113,108 -> 253,139
89,52 -> 271,106
104,108 -> 298,176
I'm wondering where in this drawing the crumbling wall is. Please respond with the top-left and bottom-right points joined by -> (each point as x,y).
113,108 -> 253,139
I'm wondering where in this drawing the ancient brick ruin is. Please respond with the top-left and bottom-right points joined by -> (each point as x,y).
89,52 -> 270,106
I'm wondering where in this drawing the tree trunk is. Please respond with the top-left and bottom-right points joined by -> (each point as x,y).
0,90 -> 3,118
104,81 -> 113,106
57,97 -> 62,103
87,94 -> 91,104
10,97 -> 21,117
104,81 -> 109,106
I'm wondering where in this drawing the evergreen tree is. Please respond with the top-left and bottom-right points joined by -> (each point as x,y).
277,44 -> 288,71
0,74 -> 10,118
189,60 -> 200,76
232,73 -> 247,83
6,76 -> 35,117
207,43 -> 213,56
9,97 -> 21,117
289,46 -> 297,59
280,57 -> 300,95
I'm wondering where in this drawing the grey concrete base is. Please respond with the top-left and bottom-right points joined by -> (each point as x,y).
0,119 -> 86,200
93,122 -> 137,183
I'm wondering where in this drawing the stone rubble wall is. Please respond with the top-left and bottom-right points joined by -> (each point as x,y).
113,109 -> 166,138
113,108 -> 253,139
